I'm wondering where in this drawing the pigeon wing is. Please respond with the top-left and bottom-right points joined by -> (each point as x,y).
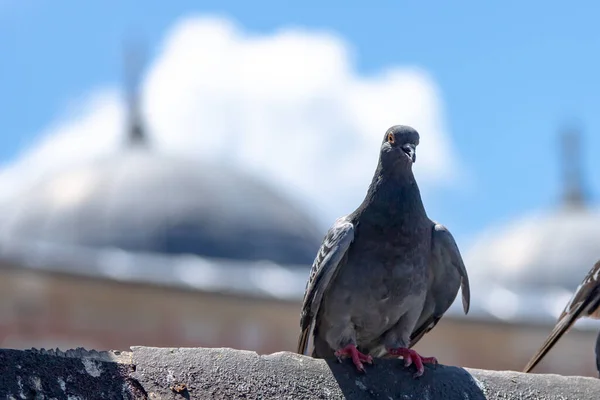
409,223 -> 471,348
297,216 -> 355,355
523,260 -> 600,373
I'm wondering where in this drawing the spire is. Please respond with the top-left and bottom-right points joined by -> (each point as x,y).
560,126 -> 586,209
123,39 -> 149,148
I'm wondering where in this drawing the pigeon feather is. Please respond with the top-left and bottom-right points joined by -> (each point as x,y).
523,260 -> 600,373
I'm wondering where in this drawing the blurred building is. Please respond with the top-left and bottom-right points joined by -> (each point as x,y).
0,49 -> 598,378
0,51 -> 323,354
0,130 -> 324,351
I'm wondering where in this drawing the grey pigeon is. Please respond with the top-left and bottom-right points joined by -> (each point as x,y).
596,328 -> 600,377
297,125 -> 470,376
523,260 -> 600,376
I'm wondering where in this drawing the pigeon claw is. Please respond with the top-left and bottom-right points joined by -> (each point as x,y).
387,347 -> 437,378
334,344 -> 373,373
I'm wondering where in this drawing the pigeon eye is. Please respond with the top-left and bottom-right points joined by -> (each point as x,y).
387,133 -> 395,144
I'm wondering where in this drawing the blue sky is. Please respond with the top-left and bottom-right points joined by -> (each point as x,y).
2,0 -> 599,244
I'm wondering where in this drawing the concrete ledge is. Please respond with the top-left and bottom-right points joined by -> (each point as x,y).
0,346 -> 599,399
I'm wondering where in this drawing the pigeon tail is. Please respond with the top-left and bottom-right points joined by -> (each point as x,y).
296,325 -> 311,355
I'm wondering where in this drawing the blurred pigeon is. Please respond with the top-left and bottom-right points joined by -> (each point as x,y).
596,328 -> 600,376
297,125 -> 470,377
523,260 -> 600,376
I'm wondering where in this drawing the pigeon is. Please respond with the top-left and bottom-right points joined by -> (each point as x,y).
596,328 -> 600,376
297,125 -> 470,377
523,260 -> 600,376
594,324 -> 600,378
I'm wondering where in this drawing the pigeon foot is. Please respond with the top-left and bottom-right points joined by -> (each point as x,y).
334,344 -> 373,373
387,347 -> 437,378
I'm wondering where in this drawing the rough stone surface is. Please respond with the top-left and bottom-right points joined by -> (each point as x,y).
0,346 -> 599,399
0,347 -> 143,399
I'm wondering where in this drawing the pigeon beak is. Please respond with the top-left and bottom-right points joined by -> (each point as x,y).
401,144 -> 416,163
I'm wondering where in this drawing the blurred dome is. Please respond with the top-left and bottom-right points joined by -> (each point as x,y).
0,148 -> 322,265
459,127 -> 600,324
0,46 -> 322,266
466,127 -> 599,294
466,207 -> 600,291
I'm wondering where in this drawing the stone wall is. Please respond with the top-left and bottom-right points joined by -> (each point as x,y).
1,346 -> 599,399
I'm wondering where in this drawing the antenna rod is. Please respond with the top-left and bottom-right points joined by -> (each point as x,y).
560,126 -> 585,209
123,38 -> 148,148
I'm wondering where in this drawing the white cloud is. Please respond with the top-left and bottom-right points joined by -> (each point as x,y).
0,15 -> 460,227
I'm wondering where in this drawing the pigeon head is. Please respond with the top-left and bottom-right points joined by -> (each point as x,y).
379,125 -> 420,169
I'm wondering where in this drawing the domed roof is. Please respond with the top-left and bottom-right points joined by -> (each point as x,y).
465,207 -> 600,291
0,149 -> 322,265
0,48 -> 323,266
458,127 -> 600,325
466,128 -> 599,293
